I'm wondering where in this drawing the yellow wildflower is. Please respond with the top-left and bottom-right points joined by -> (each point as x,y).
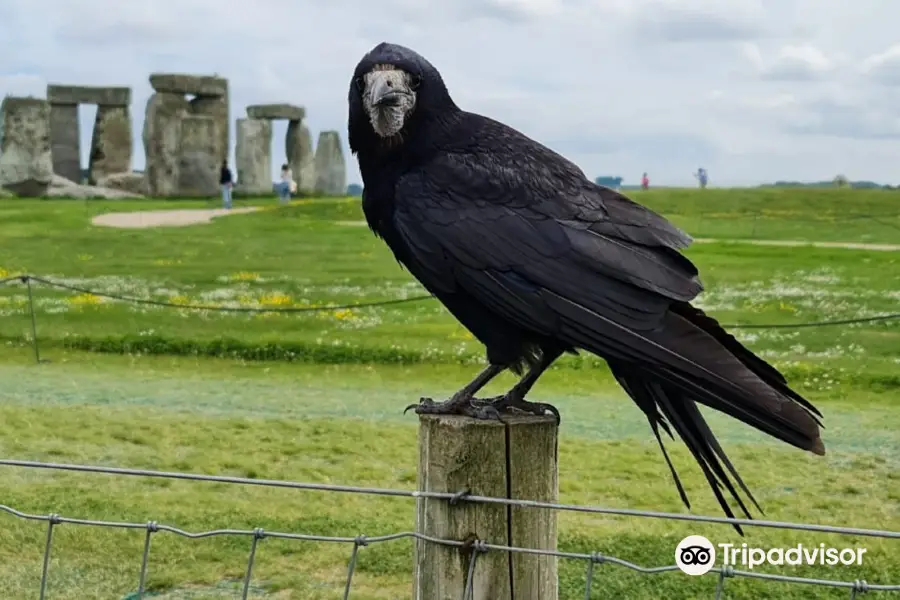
332,308 -> 354,320
260,292 -> 292,306
228,271 -> 261,282
69,293 -> 102,305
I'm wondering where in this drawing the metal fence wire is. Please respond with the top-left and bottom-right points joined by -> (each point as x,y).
3,274 -> 900,327
0,460 -> 898,600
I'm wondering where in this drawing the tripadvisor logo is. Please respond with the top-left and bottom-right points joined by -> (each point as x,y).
675,535 -> 868,576
675,535 -> 717,575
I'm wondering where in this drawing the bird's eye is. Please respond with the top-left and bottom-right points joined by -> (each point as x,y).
354,76 -> 365,90
409,75 -> 422,90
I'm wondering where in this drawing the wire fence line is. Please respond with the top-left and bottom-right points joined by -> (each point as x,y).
1,460 -> 898,600
2,271 -> 899,366
1,274 -> 433,312
3,273 -> 900,327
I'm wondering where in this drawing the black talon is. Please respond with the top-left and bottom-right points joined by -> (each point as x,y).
403,396 -> 435,415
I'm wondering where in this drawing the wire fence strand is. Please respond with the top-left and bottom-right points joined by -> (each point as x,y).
2,273 -> 899,330
1,460 -> 898,599
3,458 -> 899,539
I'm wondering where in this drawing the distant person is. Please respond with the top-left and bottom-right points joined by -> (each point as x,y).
219,160 -> 233,209
276,163 -> 294,204
641,172 -> 649,190
694,167 -> 708,189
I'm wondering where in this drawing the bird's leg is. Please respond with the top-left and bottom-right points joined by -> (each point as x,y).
403,363 -> 506,417
480,349 -> 564,423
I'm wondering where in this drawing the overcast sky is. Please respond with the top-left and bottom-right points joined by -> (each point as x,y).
2,0 -> 898,187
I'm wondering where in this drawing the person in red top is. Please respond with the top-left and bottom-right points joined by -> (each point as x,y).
641,172 -> 649,190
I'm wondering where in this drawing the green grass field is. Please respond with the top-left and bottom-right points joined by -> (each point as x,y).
0,188 -> 898,599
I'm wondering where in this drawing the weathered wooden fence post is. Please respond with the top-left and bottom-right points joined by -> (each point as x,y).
413,414 -> 559,600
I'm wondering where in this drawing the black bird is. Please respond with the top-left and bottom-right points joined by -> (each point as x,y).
347,42 -> 825,529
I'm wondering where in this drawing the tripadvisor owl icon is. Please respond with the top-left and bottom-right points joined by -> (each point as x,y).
676,535 -> 716,576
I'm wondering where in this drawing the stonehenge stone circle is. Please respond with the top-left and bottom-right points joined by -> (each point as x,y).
235,118 -> 272,195
142,73 -> 229,196
47,84 -> 132,184
314,130 -> 347,196
3,70 -> 352,199
0,97 -> 54,197
286,120 -> 316,195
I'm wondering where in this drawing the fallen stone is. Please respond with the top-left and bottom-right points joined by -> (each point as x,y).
178,115 -> 220,196
190,95 -> 229,163
0,188 -> 14,198
149,73 -> 227,97
142,92 -> 190,196
96,172 -> 146,195
246,103 -> 306,121
235,118 -> 272,195
314,130 -> 347,196
89,106 -> 132,183
47,84 -> 131,107
51,174 -> 79,187
286,121 -> 316,194
0,97 -> 54,197
47,184 -> 143,199
48,173 -> 143,199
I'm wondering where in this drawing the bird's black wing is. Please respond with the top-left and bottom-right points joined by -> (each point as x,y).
393,146 -> 700,333
391,141 -> 822,525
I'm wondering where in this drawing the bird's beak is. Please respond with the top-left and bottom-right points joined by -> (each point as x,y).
368,72 -> 407,108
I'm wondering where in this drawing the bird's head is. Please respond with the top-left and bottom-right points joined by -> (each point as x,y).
348,42 -> 455,154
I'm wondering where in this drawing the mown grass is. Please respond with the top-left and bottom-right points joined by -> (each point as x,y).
1,350 -> 898,600
0,189 -> 898,599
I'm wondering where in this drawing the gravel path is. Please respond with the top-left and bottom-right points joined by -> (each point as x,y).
91,207 -> 261,229
91,211 -> 900,252
692,237 -> 900,252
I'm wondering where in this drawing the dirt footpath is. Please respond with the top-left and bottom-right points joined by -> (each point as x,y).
91,207 -> 261,229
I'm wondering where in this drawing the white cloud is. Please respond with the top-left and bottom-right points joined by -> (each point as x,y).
860,45 -> 900,85
742,43 -> 837,80
0,0 -> 898,188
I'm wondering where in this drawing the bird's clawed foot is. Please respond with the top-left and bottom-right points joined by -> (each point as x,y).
402,393 -> 500,419
403,391 -> 560,424
480,392 -> 561,424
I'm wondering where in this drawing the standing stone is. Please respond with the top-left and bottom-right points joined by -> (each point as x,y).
313,130 -> 347,196
235,118 -> 272,195
49,104 -> 81,183
89,106 -> 132,183
190,95 -> 229,164
286,120 -> 316,195
142,92 -> 189,197
0,97 -> 53,197
177,115 -> 220,197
